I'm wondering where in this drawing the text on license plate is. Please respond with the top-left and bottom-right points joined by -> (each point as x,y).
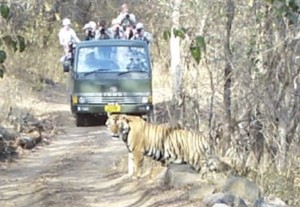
104,104 -> 121,112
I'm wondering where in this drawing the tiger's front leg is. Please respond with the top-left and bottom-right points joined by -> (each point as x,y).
128,152 -> 134,176
133,151 -> 144,179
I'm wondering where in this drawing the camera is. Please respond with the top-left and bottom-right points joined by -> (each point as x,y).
128,29 -> 133,39
88,30 -> 94,37
125,14 -> 130,19
137,28 -> 142,33
114,26 -> 120,39
100,28 -> 106,34
85,29 -> 95,41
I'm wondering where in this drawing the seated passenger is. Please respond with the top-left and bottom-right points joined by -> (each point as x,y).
126,58 -> 147,71
85,52 -> 99,68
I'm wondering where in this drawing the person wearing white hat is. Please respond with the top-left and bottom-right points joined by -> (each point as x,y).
83,21 -> 97,40
58,18 -> 81,60
136,22 -> 144,30
131,22 -> 153,44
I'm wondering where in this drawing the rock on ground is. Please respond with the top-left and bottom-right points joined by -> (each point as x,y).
189,184 -> 217,201
222,175 -> 261,205
203,192 -> 248,207
164,164 -> 202,188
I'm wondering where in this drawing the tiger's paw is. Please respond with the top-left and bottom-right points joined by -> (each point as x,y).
131,174 -> 142,180
120,174 -> 131,180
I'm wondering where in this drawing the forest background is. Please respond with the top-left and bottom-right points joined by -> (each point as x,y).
0,0 -> 299,205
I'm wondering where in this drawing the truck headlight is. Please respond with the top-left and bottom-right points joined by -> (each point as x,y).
72,95 -> 78,104
148,96 -> 152,104
78,96 -> 86,104
141,97 -> 149,103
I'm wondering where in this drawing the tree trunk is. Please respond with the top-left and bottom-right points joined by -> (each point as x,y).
222,0 -> 235,154
170,0 -> 182,98
277,120 -> 288,172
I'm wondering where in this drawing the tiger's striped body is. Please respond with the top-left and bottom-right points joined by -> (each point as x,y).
106,114 -> 211,178
164,129 -> 211,173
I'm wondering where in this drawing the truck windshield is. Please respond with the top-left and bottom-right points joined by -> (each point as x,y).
76,46 -> 149,74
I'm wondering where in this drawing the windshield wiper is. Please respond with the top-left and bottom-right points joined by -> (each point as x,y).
118,70 -> 147,76
83,68 -> 111,76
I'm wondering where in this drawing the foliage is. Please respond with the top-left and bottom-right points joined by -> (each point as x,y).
173,27 -> 186,39
0,2 -> 27,78
162,27 -> 206,63
0,3 -> 10,19
163,30 -> 171,41
190,36 -> 206,64
146,0 -> 300,203
266,0 -> 300,23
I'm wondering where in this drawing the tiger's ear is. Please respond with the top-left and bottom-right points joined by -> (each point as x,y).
118,114 -> 126,120
120,114 -> 133,122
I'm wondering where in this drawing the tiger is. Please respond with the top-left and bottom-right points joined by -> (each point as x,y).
106,113 -> 212,178
106,113 -> 181,178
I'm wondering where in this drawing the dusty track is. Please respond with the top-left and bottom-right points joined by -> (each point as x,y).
0,82 -> 205,207
0,111 -> 202,207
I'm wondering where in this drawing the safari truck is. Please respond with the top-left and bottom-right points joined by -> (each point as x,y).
63,40 -> 153,126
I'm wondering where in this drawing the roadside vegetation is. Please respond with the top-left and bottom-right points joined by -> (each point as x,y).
0,0 -> 299,205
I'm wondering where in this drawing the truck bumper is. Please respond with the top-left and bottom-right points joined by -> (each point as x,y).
71,104 -> 153,116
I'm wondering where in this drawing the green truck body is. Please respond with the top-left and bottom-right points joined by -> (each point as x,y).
64,39 -> 153,126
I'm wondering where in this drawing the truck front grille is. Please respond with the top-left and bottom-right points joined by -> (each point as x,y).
85,96 -> 142,104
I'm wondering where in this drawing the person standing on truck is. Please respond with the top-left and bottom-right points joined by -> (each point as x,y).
58,18 -> 81,61
116,3 -> 136,30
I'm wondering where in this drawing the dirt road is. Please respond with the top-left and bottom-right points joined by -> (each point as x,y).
0,108 -> 199,207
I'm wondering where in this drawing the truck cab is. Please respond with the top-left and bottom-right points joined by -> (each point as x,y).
63,40 -> 153,126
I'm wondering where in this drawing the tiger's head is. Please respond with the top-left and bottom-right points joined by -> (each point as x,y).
106,114 -> 143,143
105,113 -> 121,137
106,114 -> 136,141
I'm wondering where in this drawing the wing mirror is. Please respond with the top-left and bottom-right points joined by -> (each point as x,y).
63,60 -> 70,73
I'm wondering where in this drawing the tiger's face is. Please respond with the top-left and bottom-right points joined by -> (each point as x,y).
106,114 -> 131,141
117,116 -> 131,143
105,114 -> 121,137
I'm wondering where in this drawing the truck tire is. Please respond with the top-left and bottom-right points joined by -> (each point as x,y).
75,114 -> 86,127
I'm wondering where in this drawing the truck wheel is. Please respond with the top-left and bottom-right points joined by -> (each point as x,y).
75,114 -> 86,127
99,115 -> 107,125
